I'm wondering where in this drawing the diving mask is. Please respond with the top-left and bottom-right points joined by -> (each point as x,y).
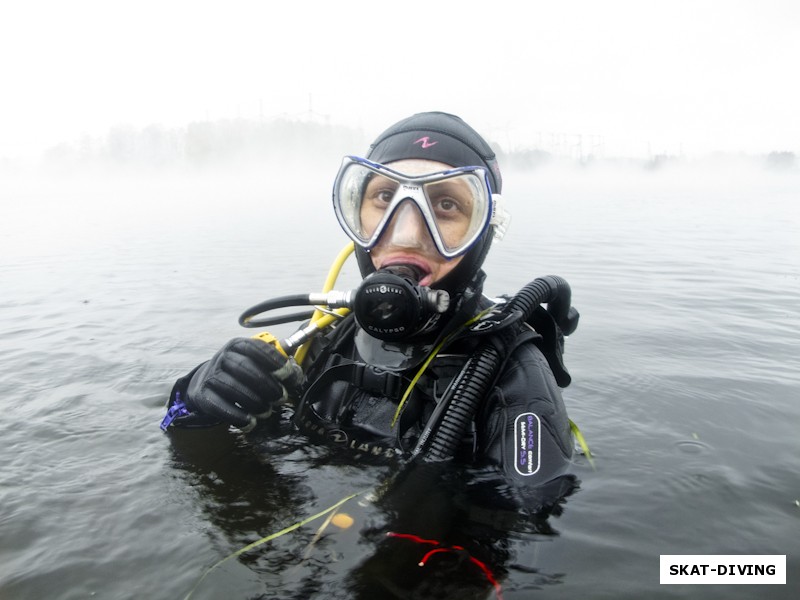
333,156 -> 509,259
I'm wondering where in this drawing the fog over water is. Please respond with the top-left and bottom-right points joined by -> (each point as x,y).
2,143 -> 798,598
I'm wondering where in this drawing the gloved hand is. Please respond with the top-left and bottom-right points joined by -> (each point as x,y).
184,337 -> 303,431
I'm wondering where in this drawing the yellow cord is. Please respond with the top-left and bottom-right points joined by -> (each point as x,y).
183,491 -> 364,600
390,306 -> 495,428
569,419 -> 595,470
293,242 -> 355,366
320,242 -> 356,297
390,337 -> 448,429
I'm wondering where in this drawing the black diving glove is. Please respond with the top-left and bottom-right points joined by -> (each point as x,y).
180,337 -> 303,431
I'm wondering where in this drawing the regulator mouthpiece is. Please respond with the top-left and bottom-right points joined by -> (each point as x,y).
353,266 -> 450,341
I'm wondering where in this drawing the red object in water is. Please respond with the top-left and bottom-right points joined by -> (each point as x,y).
386,532 -> 503,600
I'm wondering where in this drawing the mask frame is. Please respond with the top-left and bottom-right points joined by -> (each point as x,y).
333,156 -> 509,259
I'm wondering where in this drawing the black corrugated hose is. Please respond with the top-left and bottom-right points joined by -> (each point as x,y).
418,275 -> 578,462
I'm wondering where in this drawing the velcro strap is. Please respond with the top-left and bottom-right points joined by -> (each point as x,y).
350,363 -> 405,399
310,362 -> 405,401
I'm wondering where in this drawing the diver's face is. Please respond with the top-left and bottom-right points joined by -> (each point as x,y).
363,159 -> 464,287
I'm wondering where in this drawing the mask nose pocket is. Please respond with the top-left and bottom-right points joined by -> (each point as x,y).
381,201 -> 436,251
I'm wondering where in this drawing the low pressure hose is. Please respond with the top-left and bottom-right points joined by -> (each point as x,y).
239,295 -> 316,328
418,275 -> 578,462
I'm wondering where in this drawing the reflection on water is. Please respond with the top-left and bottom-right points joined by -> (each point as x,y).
1,161 -> 799,599
167,420 -> 579,599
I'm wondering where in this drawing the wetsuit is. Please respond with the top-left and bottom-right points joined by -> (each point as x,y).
166,286 -> 575,496
296,305 -> 574,488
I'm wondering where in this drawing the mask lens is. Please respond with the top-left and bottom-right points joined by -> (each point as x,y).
360,173 -> 400,240
423,173 -> 488,253
335,161 -> 378,244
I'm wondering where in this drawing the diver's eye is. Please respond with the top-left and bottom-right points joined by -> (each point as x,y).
363,175 -> 398,209
436,198 -> 459,213
375,189 -> 395,204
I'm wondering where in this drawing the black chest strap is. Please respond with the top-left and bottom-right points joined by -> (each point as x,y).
309,362 -> 406,401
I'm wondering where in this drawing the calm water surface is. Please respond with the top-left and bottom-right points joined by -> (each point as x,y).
1,160 -> 798,599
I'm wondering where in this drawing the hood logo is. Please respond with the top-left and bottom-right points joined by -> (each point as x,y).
414,136 -> 438,149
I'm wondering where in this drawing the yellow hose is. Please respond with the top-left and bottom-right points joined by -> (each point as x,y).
293,242 -> 355,366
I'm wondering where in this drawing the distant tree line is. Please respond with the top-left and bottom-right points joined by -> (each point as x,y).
43,117 -> 369,168
41,119 -> 567,171
40,118 -> 797,171
765,151 -> 797,170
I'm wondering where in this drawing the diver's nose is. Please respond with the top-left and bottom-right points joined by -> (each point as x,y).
381,201 -> 435,251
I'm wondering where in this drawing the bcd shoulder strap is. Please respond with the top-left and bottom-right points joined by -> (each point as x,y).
528,304 -> 572,387
452,303 -> 572,388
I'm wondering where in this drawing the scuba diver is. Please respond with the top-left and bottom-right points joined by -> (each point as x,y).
161,110 -> 579,502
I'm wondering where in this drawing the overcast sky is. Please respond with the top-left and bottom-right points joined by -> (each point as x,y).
2,0 -> 799,160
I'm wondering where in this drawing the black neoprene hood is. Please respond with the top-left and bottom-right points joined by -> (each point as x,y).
353,111 -> 503,300
366,111 -> 503,193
